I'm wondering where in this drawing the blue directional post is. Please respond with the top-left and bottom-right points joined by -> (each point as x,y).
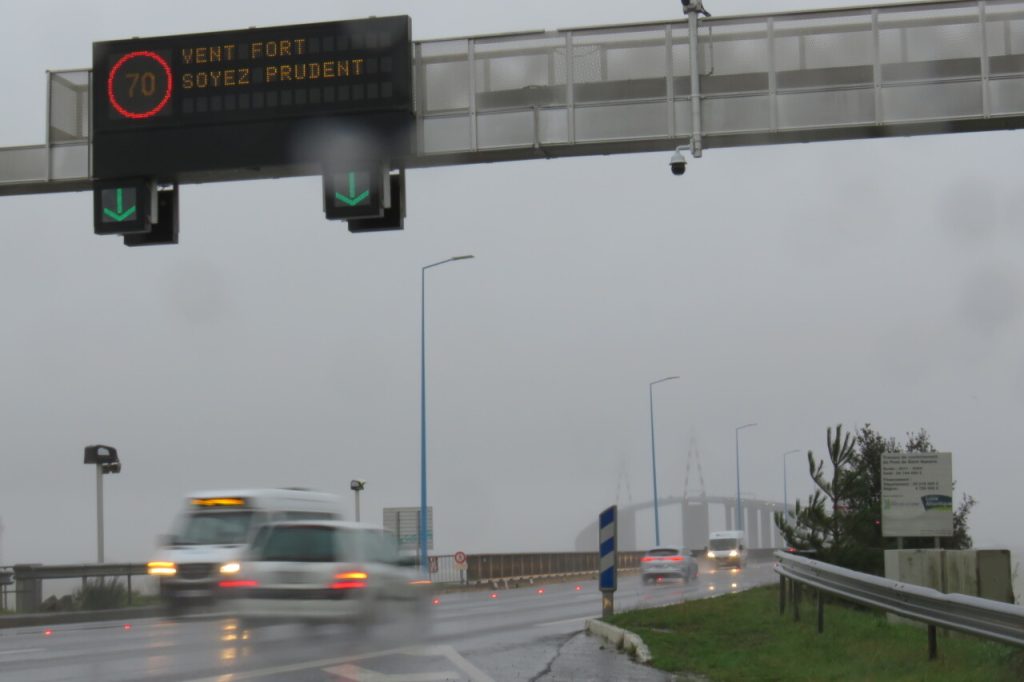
599,505 -> 617,617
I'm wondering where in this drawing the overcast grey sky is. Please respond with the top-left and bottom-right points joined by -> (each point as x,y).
2,0 -> 1022,566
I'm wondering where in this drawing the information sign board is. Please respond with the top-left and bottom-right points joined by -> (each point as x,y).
881,451 -> 954,537
383,506 -> 433,551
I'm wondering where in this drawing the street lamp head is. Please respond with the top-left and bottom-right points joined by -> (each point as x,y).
650,375 -> 680,386
450,254 -> 474,261
736,422 -> 757,431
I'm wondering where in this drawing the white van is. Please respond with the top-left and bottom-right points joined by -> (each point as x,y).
147,488 -> 344,609
706,530 -> 747,568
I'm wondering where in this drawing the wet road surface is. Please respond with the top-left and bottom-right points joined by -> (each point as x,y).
0,561 -> 776,681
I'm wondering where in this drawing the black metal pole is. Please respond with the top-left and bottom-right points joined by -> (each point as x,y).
779,575 -> 786,615
928,624 -> 938,660
817,589 -> 824,633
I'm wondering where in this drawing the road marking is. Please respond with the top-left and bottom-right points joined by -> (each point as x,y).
325,664 -> 458,681
535,616 -> 590,627
432,644 -> 495,682
183,644 -> 494,682
0,648 -> 44,656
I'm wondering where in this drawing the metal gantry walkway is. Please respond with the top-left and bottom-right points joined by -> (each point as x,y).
3,0 -> 1024,195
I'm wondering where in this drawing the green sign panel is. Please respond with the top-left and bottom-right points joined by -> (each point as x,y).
93,180 -> 154,234
323,168 -> 386,220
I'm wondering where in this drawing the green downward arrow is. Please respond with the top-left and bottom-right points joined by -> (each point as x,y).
103,188 -> 137,222
334,172 -> 370,207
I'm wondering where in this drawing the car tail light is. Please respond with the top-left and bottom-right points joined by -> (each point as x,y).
219,580 -> 258,588
641,557 -> 656,562
667,556 -> 684,562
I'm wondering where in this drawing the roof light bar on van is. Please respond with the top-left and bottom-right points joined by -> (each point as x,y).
190,497 -> 247,507
147,561 -> 177,576
331,571 -> 368,590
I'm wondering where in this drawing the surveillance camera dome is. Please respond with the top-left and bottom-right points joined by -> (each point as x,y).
669,148 -> 687,176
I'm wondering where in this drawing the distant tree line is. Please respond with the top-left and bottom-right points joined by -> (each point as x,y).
774,424 -> 975,575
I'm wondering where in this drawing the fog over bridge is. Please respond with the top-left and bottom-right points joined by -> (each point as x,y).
574,494 -> 792,552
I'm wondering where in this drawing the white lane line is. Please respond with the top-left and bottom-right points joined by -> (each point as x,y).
535,616 -> 591,628
183,645 -> 415,682
183,644 -> 495,682
323,664 -> 459,681
0,648 -> 44,656
431,645 -> 495,682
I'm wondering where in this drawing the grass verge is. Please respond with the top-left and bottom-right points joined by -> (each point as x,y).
606,585 -> 1023,681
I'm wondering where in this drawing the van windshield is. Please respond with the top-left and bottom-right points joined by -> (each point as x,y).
177,511 -> 254,545
709,538 -> 739,551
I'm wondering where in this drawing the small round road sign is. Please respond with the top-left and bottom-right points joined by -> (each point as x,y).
454,551 -> 467,567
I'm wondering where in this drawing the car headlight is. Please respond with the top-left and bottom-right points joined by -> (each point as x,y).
219,562 -> 241,575
147,561 -> 177,576
707,551 -> 716,559
729,550 -> 738,558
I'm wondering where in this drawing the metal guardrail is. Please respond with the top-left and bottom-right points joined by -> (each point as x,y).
774,550 -> 1024,658
7,563 -> 149,613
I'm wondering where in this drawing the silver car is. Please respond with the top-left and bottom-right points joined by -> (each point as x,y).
219,521 -> 430,625
641,546 -> 699,584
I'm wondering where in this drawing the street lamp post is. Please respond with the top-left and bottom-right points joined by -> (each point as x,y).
420,255 -> 474,574
734,423 -> 757,531
781,450 -> 801,522
649,375 -> 679,546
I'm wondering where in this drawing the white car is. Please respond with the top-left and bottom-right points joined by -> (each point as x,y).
219,521 -> 430,626
641,546 -> 699,584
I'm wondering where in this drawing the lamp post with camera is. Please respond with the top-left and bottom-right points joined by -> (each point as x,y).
350,479 -> 366,522
84,445 -> 121,564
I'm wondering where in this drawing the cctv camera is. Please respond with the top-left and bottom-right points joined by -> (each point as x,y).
670,147 -> 687,176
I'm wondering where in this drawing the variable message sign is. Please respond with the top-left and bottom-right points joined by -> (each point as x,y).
92,17 -> 413,180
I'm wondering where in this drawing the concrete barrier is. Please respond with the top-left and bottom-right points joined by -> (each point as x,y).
883,549 -> 1015,629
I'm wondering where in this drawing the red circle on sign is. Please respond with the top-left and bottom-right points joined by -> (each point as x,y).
107,51 -> 173,120
454,551 -> 467,564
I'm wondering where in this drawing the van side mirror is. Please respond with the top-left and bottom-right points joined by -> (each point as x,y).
158,534 -> 177,547
739,544 -> 745,550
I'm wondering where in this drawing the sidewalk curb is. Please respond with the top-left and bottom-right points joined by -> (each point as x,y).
584,618 -> 652,664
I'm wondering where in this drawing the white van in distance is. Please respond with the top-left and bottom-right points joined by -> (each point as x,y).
706,530 -> 747,568
147,488 -> 344,610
